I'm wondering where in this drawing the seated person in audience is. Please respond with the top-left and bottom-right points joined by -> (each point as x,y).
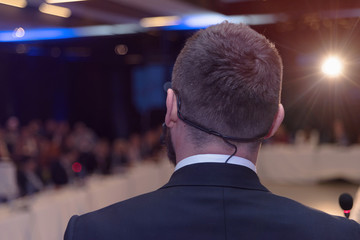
294,126 -> 319,146
71,122 -> 98,176
77,151 -> 97,176
0,133 -> 18,202
52,149 -> 78,183
4,116 -> 20,155
127,133 -> 141,163
16,156 -> 44,196
332,119 -> 349,146
50,157 -> 70,187
94,139 -> 111,175
72,122 -> 97,153
64,22 -> 360,240
111,139 -> 129,172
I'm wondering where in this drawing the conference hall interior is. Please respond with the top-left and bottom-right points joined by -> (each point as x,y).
1,0 -> 360,239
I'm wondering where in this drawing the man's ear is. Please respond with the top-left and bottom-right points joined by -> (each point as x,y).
165,89 -> 178,128
264,104 -> 285,139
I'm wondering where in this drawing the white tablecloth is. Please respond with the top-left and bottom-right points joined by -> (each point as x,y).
0,205 -> 32,240
0,159 -> 174,240
350,188 -> 360,222
257,144 -> 360,184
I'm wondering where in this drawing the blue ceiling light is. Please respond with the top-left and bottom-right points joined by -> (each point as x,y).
0,13 -> 286,42
0,28 -> 78,42
0,24 -> 142,42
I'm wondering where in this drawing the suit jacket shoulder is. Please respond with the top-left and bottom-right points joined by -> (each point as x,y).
64,163 -> 360,240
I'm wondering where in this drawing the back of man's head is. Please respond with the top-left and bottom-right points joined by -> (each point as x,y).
171,22 -> 283,145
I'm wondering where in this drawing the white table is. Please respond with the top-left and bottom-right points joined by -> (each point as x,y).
351,188 -> 360,222
257,144 -> 360,184
0,205 -> 32,240
0,159 -> 174,240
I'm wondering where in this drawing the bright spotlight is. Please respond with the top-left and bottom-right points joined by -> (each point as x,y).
321,56 -> 343,77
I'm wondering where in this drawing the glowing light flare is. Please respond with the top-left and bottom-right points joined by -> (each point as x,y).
140,16 -> 180,28
72,162 -> 82,173
13,27 -> 25,38
39,3 -> 71,18
321,56 -> 343,78
0,0 -> 27,8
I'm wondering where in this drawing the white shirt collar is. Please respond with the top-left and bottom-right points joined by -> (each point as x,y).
174,154 -> 256,173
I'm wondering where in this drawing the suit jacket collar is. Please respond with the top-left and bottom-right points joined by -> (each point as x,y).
161,163 -> 269,192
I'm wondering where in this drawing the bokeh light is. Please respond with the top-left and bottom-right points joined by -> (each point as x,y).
321,56 -> 343,78
13,27 -> 25,38
72,162 -> 82,173
115,44 -> 128,55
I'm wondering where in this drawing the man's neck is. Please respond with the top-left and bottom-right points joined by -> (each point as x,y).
174,154 -> 257,172
175,142 -> 260,166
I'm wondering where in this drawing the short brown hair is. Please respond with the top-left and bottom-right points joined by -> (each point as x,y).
172,22 -> 282,143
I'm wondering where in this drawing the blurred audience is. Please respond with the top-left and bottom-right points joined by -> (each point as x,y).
0,117 -> 166,202
17,156 -> 44,197
111,138 -> 129,172
0,115 -> 354,202
0,129 -> 18,202
94,139 -> 111,175
128,134 -> 141,163
5,116 -> 20,155
294,127 -> 319,147
332,119 -> 349,146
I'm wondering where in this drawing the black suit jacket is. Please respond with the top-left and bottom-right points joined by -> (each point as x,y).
64,163 -> 360,240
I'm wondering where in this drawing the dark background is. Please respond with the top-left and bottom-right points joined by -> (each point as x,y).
0,30 -> 188,139
1,18 -> 360,142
